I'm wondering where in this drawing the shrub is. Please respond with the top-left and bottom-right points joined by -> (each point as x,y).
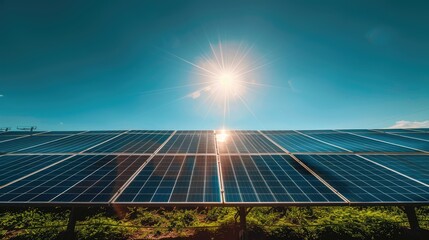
76,214 -> 132,240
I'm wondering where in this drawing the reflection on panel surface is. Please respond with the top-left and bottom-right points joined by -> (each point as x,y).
364,155 -> 429,185
86,133 -> 171,153
217,133 -> 283,154
264,132 -> 345,153
0,155 -> 149,203
159,133 -> 216,154
221,155 -> 344,203
296,155 -> 429,202
0,155 -> 69,186
304,132 -> 414,152
116,155 -> 220,203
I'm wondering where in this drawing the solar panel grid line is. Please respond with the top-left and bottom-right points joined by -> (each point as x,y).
299,155 -> 390,202
167,155 -> 189,202
0,131 -> 133,201
50,155 -> 147,203
223,155 -> 244,202
0,155 -> 148,203
356,155 -> 429,188
0,155 -> 68,187
240,155 -> 279,201
214,130 -> 225,203
16,133 -> 116,153
0,155 -> 77,190
336,130 -> 428,153
109,130 -> 176,203
296,154 -> 429,203
294,130 -> 353,152
0,131 -> 49,144
372,129 -> 429,143
148,155 -> 179,202
23,154 -> 105,202
86,132 -> 171,154
81,131 -> 130,153
260,131 -> 351,203
10,131 -> 87,153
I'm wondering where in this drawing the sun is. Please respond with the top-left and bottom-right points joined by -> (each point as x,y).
169,40 -> 267,127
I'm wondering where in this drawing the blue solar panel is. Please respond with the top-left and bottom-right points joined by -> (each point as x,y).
17,134 -> 118,153
264,132 -> 345,153
304,132 -> 414,152
0,155 -> 69,186
0,135 -> 70,153
159,132 -> 216,154
116,155 -> 220,203
0,155 -> 149,203
295,154 -> 429,203
85,133 -> 171,153
0,131 -> 42,136
364,155 -> 429,185
0,135 -> 25,142
221,155 -> 344,203
349,132 -> 429,152
217,133 -> 283,154
394,133 -> 429,141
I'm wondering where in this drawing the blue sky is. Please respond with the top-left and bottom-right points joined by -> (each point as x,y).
1,0 -> 428,130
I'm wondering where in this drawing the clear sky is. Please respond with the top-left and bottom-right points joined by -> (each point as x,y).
1,0 -> 428,130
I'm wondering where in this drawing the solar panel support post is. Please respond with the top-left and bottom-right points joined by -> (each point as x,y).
238,207 -> 250,240
65,207 -> 78,240
404,206 -> 420,231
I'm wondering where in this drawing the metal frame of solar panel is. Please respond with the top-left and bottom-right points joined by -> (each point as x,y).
0,128 -> 428,207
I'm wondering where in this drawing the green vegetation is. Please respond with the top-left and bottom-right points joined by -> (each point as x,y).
0,206 -> 428,239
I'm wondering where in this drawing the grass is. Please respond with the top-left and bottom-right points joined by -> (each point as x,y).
0,206 -> 428,239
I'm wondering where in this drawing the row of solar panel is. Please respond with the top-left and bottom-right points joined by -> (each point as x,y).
1,130 -> 428,154
0,153 -> 428,204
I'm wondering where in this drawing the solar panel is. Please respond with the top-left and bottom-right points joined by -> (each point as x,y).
0,155 -> 69,186
115,155 -> 220,203
393,133 -> 429,141
159,132 -> 216,154
295,154 -> 429,203
364,155 -> 429,185
217,133 -> 284,154
220,155 -> 344,203
85,133 -> 171,154
0,129 -> 428,207
16,134 -> 118,153
0,155 -> 149,203
345,132 -> 429,152
0,131 -> 43,136
0,135 -> 70,153
302,132 -> 414,153
263,132 -> 345,153
0,135 -> 26,143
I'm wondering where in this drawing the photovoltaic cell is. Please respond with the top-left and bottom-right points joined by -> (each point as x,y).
305,132 -> 414,152
217,133 -> 283,154
85,133 -> 171,153
17,134 -> 118,153
264,132 -> 345,153
295,155 -> 429,202
0,136 -> 25,142
364,155 -> 429,185
0,155 -> 69,186
159,132 -> 216,154
394,133 -> 429,141
116,155 -> 220,203
0,135 -> 70,153
221,155 -> 344,203
349,132 -> 429,152
0,155 -> 149,203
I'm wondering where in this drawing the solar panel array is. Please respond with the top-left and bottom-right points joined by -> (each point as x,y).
0,128 -> 428,206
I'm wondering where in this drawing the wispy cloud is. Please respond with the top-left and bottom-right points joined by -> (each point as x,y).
0,94 -> 3,97
389,120 -> 429,128
187,86 -> 212,100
